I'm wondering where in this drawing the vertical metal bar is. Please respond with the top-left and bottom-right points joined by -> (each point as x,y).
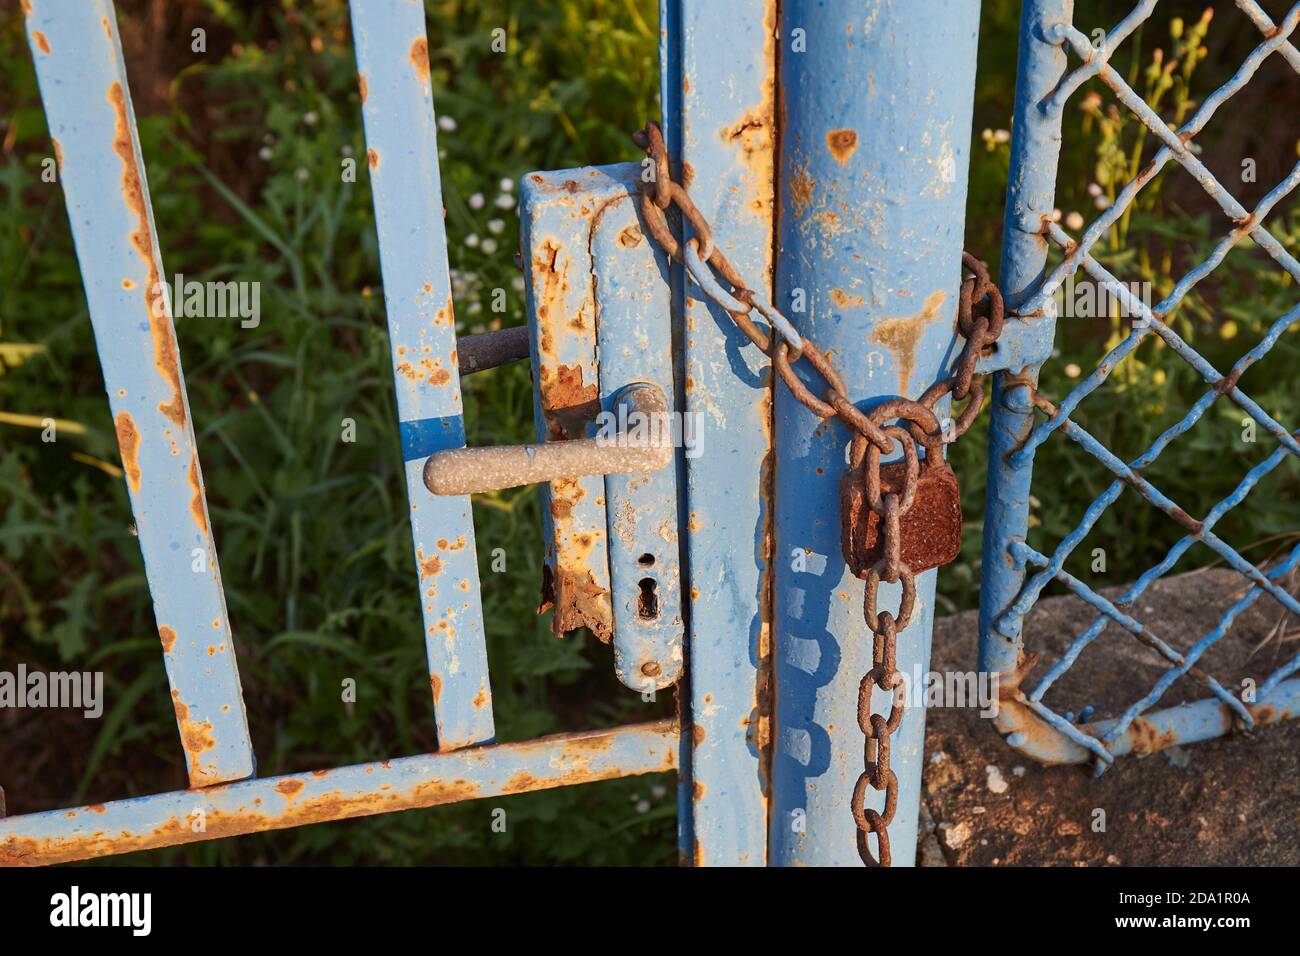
769,0 -> 981,865
351,0 -> 494,749
24,0 -> 254,787
979,0 -> 1072,691
666,0 -> 778,866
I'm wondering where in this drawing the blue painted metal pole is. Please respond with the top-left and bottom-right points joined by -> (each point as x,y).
978,0 -> 1071,705
351,0 -> 494,750
25,0 -> 255,787
770,0 -> 981,866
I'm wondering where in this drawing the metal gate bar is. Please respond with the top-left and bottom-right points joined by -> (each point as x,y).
0,720 -> 676,866
664,0 -> 776,866
23,0 -> 255,787
982,0 -> 1300,767
351,0 -> 494,750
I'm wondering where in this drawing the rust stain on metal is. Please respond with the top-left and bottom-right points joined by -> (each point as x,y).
113,411 -> 142,493
51,138 -> 63,173
367,148 -> 380,170
158,626 -> 177,655
829,288 -> 865,309
171,690 -> 217,780
826,128 -> 858,165
187,456 -> 208,534
1126,717 -> 1180,756
540,363 -> 599,440
869,290 -> 947,395
790,164 -> 815,219
31,29 -> 50,54
109,82 -> 186,428
418,550 -> 443,579
429,674 -> 443,706
433,297 -> 454,328
358,73 -> 369,104
274,779 -> 305,801
505,772 -> 539,792
538,565 -> 612,642
409,37 -> 430,82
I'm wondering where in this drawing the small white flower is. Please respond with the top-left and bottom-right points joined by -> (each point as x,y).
494,193 -> 516,210
468,301 -> 482,314
651,784 -> 667,799
295,167 -> 309,182
1087,182 -> 1103,197
468,193 -> 485,210
1050,208 -> 1062,222
465,233 -> 480,248
258,146 -> 273,161
1064,211 -> 1085,231
437,115 -> 457,132
635,800 -> 651,814
499,177 -> 514,192
487,218 -> 505,235
511,275 -> 526,292
1094,195 -> 1111,211
993,128 -> 1011,143
481,238 -> 498,255
1065,362 -> 1082,378
303,111 -> 319,126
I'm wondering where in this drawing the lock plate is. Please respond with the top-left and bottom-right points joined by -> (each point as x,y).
840,459 -> 962,577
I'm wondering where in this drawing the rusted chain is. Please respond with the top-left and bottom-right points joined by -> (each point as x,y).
632,120 -> 1004,867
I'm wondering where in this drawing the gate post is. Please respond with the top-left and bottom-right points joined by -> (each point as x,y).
769,1 -> 981,865
978,0 -> 1071,697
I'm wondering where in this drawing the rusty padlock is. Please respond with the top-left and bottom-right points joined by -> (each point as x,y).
840,424 -> 962,578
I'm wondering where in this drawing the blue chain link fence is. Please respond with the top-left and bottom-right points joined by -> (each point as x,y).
983,0 -> 1300,769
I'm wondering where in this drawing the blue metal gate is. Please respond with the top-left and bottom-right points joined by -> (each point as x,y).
981,0 -> 1300,768
4,0 -> 1296,868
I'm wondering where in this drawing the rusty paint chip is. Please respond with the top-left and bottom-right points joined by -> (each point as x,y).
826,128 -> 858,165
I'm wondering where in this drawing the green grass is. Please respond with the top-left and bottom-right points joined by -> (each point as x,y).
0,0 -> 1296,864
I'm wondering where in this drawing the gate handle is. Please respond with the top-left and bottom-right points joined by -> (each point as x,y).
424,382 -> 673,496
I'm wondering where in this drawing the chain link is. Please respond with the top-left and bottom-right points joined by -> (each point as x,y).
633,120 -> 1005,866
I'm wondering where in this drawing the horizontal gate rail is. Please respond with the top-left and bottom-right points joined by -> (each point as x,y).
983,0 -> 1300,768
0,721 -> 677,867
23,0 -> 255,787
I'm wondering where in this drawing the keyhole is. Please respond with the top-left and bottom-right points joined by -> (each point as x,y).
637,578 -> 659,620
